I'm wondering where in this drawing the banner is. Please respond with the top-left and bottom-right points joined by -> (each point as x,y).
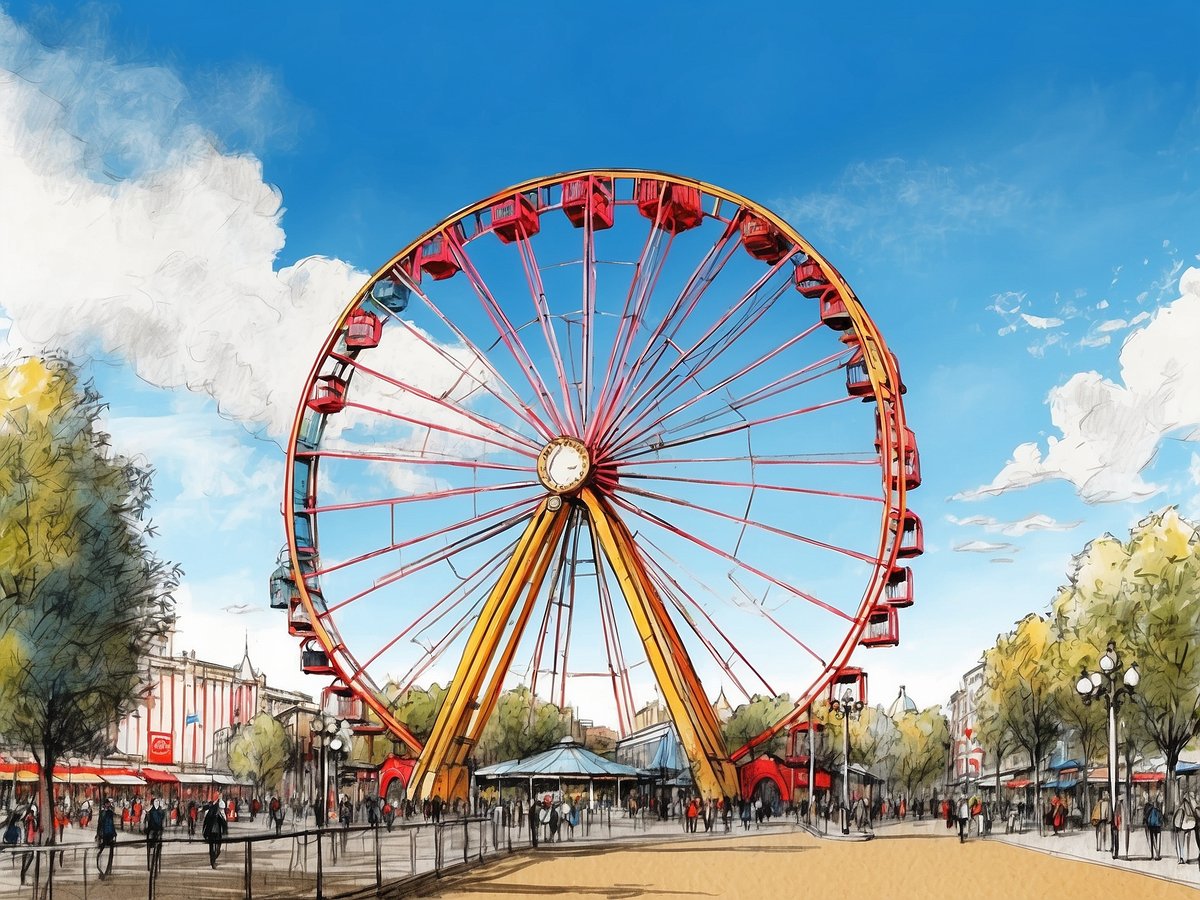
147,731 -> 174,765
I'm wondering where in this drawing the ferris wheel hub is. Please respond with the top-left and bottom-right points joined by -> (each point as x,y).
536,436 -> 592,494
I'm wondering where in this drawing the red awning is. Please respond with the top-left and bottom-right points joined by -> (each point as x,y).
142,769 -> 179,784
1005,779 -> 1032,788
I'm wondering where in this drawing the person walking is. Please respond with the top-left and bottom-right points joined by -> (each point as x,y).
269,795 -> 284,836
686,797 -> 698,834
956,795 -> 970,843
1091,791 -> 1111,852
1144,793 -> 1164,860
186,799 -> 198,838
739,796 -> 751,831
95,799 -> 118,879
202,800 -> 228,869
1173,791 -> 1197,864
145,799 -> 166,876
526,798 -> 539,848
338,796 -> 353,852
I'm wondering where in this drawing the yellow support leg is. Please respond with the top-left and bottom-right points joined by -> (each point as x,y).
411,499 -> 569,800
580,488 -> 738,799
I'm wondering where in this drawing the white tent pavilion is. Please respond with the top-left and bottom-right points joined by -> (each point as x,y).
475,736 -> 644,805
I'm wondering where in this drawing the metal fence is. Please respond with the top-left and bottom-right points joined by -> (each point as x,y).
0,816 -> 513,900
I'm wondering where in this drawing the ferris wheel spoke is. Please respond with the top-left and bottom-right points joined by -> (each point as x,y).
513,233 -> 581,436
529,507 -> 582,706
324,500 -> 541,615
612,395 -> 858,462
639,552 -> 759,704
617,471 -> 883,505
580,209 -> 598,426
306,480 -> 536,517
332,351 -> 544,454
585,226 -> 673,445
343,536 -> 520,690
343,400 -> 539,460
614,358 -> 847,455
616,482 -> 878,565
603,219 -> 743,432
301,448 -> 534,476
637,534 -> 783,696
389,315 -> 552,442
608,340 -> 844,458
598,257 -> 793,452
588,520 -> 636,736
450,239 -> 571,435
619,453 -> 879,468
408,281 -> 558,441
608,492 -> 852,628
312,493 -> 540,580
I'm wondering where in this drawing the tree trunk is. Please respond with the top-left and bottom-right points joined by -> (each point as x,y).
35,744 -> 56,846
1031,749 -> 1042,837
1165,747 -> 1180,815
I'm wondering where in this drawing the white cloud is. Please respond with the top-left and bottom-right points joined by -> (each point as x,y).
0,11 -> 366,440
957,266 -> 1200,504
945,513 -> 1082,536
1021,314 -> 1064,329
953,540 -> 1019,554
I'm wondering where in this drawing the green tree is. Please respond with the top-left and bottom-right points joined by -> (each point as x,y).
384,681 -> 448,750
893,707 -> 950,800
474,686 -> 570,766
721,694 -> 792,759
980,614 -> 1061,832
0,357 -> 178,842
229,713 -> 293,797
973,684 -> 1019,800
1053,509 -> 1200,812
1045,632 -> 1107,815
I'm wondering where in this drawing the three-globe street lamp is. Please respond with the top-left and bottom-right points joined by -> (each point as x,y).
1076,641 -> 1139,860
310,715 -> 349,827
829,687 -> 865,835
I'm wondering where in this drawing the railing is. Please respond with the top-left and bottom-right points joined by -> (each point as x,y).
0,815 -> 513,900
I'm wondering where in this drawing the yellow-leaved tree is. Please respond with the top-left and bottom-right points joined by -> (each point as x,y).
0,357 -> 178,842
980,614 -> 1061,833
1053,508 -> 1200,813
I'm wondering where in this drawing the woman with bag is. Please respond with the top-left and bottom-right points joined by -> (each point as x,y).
1091,791 -> 1110,851
1174,791 -> 1198,864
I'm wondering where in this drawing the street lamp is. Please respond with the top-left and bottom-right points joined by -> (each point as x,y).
1076,641 -> 1139,860
828,687 -> 865,835
310,714 -> 348,827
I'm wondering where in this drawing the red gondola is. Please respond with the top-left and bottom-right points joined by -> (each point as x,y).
829,666 -> 868,704
793,260 -> 829,299
635,179 -> 703,234
370,278 -> 410,314
491,193 -> 540,243
890,509 -> 924,559
860,605 -> 899,648
307,375 -> 347,414
562,176 -> 615,230
301,638 -> 334,675
885,567 -> 913,609
875,421 -> 921,491
345,310 -> 382,350
739,213 -> 790,264
845,343 -> 871,397
818,289 -> 852,331
288,597 -> 314,637
417,233 -> 461,280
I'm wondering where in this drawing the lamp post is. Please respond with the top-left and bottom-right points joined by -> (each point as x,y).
1075,640 -> 1138,860
310,715 -> 348,827
829,687 -> 864,835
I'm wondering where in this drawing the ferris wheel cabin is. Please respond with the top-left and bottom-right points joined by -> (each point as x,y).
417,233 -> 461,281
885,566 -> 913,608
307,374 -> 348,415
830,666 -> 869,704
301,638 -> 335,676
562,176 -> 615,230
635,179 -> 704,233
860,605 -> 899,648
369,278 -> 410,314
345,310 -> 382,350
890,509 -> 924,559
739,213 -> 791,265
490,193 -> 541,243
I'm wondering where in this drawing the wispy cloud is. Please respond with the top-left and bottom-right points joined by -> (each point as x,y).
777,158 -> 1026,257
946,513 -> 1082,536
953,540 -> 1019,554
956,266 -> 1200,504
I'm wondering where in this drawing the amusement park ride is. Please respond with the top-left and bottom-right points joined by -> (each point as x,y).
269,170 -> 921,804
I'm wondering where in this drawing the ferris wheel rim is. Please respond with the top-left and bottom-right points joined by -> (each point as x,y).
282,168 -> 914,766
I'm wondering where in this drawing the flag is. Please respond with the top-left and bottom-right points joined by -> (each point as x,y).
185,713 -> 200,725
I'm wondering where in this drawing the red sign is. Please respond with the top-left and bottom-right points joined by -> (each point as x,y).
147,732 -> 173,765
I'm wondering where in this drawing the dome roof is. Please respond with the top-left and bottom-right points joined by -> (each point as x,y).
886,686 -> 918,718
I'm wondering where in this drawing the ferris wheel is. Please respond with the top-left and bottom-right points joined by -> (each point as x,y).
272,170 -> 922,802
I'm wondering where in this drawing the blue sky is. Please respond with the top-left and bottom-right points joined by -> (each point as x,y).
1,1 -> 1199,725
